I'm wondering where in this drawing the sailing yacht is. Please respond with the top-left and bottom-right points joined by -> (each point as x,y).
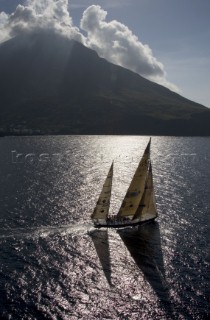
91,138 -> 158,228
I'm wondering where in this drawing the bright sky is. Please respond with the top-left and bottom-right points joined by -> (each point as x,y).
1,0 -> 210,108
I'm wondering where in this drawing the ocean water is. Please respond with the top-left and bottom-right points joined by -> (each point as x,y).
0,135 -> 209,319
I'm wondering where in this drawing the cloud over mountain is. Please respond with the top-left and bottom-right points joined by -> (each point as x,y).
0,0 -> 179,92
81,6 -> 164,79
0,0 -> 83,43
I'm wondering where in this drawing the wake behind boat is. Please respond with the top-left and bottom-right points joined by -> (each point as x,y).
91,138 -> 158,228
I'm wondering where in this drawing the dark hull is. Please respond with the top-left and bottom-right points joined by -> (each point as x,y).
93,217 -> 156,229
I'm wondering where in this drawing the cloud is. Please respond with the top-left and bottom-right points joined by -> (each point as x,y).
80,5 -> 179,92
0,11 -> 10,42
0,1 -> 179,92
0,11 -> 9,27
0,0 -> 84,43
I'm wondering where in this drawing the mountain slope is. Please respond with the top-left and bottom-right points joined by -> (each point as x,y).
0,32 -> 209,135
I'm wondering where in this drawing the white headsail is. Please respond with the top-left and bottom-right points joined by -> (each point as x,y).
132,162 -> 158,221
117,139 -> 151,218
91,162 -> 113,220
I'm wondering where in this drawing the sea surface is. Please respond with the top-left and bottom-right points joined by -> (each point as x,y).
0,135 -> 209,320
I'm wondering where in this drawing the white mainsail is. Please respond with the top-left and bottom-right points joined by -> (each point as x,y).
91,162 -> 113,220
133,162 -> 158,221
117,139 -> 151,218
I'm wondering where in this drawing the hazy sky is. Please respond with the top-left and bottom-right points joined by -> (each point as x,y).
1,0 -> 210,107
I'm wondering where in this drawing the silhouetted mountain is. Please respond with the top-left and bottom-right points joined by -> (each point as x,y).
0,32 -> 210,135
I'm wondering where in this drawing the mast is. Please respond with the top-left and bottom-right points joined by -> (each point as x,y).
91,162 -> 113,220
132,162 -> 158,221
117,139 -> 151,218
